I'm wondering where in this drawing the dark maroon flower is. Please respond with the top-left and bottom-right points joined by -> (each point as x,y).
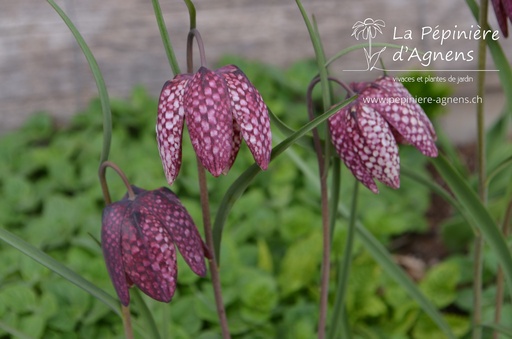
491,0 -> 512,37
101,186 -> 207,306
329,75 -> 437,193
157,65 -> 272,185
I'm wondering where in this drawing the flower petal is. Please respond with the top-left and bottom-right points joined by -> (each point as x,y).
133,188 -> 207,277
329,106 -> 379,193
491,0 -> 509,37
157,74 -> 191,185
355,104 -> 400,189
223,118 -> 242,175
102,201 -> 131,306
360,76 -> 438,157
184,67 -> 233,176
122,212 -> 177,303
217,65 -> 272,170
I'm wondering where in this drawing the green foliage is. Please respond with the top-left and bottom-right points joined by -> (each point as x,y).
0,58 -> 473,337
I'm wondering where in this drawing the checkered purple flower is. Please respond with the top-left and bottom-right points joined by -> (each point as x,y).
329,75 -> 438,193
157,65 -> 272,185
491,0 -> 512,37
101,186 -> 207,306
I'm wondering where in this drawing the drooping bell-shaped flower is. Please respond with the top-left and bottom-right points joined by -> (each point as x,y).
491,0 -> 512,37
329,75 -> 437,193
101,186 -> 208,306
157,65 -> 272,185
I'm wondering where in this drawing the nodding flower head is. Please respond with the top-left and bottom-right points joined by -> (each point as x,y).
101,186 -> 208,306
156,65 -> 272,185
491,0 -> 512,37
329,75 -> 438,193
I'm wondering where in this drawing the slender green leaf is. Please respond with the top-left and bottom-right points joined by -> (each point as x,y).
47,0 -> 111,164
132,289 -> 161,339
486,154 -> 512,186
0,228 -> 121,316
295,0 -> 331,110
284,151 -> 455,338
0,320 -> 36,339
467,0 -> 512,112
268,107 -> 315,150
151,0 -> 181,75
432,155 -> 512,296
212,96 -> 355,262
480,323 -> 512,336
352,221 -> 456,339
328,181 -> 359,339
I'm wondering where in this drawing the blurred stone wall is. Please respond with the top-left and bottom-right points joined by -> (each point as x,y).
1,0 -> 510,142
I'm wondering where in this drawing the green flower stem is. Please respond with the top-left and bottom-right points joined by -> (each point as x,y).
213,96 -> 356,262
328,181 -> 359,339
183,0 -> 197,30
493,175 -> 512,339
494,199 -> 512,339
151,0 -> 181,75
47,0 -> 112,164
306,73 -> 349,338
295,7 -> 335,335
329,158 -> 341,239
306,77 -> 331,339
187,28 -> 231,339
473,0 -> 489,337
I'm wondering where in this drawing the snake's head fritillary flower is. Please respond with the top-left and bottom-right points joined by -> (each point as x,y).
491,0 -> 512,37
329,76 -> 437,193
101,186 -> 208,306
157,65 -> 272,185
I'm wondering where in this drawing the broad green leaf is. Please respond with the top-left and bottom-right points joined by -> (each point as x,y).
278,231 -> 323,296
0,284 -> 37,313
352,221 -> 455,338
257,238 -> 274,274
419,261 -> 460,308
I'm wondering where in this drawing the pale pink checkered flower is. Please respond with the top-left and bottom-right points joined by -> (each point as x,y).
156,65 -> 272,185
101,186 -> 207,306
329,75 -> 437,193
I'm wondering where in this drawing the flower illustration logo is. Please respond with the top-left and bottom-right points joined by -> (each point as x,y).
351,18 -> 387,71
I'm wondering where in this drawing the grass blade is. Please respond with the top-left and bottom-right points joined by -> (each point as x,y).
432,155 -> 512,296
0,228 -> 120,316
47,0 -> 112,164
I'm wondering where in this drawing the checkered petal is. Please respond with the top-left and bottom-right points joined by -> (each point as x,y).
184,67 -> 234,176
157,74 -> 191,185
121,211 -> 178,303
217,65 -> 272,170
223,118 -> 243,175
359,76 -> 438,157
329,103 -> 400,193
133,187 -> 207,276
101,201 -> 131,306
491,0 -> 510,37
